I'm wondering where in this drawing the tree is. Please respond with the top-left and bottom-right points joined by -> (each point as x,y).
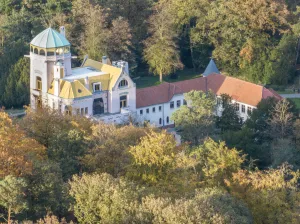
143,3 -> 183,82
25,161 -> 69,220
227,165 -> 300,224
81,123 -> 149,177
69,173 -> 140,224
216,94 -> 242,132
268,99 -> 294,139
171,90 -> 215,145
107,17 -> 135,68
138,188 -> 252,224
0,175 -> 27,224
0,111 -> 45,177
128,130 -> 178,184
191,138 -> 245,187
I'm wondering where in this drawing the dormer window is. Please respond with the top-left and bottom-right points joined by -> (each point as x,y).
118,79 -> 128,88
93,82 -> 101,92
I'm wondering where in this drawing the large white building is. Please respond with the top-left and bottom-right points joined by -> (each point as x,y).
29,27 -> 281,127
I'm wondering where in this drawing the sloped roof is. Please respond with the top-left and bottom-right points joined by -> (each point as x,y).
203,59 -> 220,77
136,74 -> 281,108
31,28 -> 70,48
83,59 -> 122,90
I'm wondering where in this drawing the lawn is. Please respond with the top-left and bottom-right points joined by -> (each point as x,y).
289,98 -> 300,109
134,68 -> 204,89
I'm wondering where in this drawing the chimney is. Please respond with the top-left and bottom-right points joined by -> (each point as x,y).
102,56 -> 108,64
60,26 -> 65,37
54,79 -> 60,97
85,76 -> 89,89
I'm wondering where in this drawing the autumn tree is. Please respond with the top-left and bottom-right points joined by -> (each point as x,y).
0,175 -> 27,224
69,173 -> 140,224
0,111 -> 45,177
171,90 -> 215,145
143,3 -> 183,82
227,165 -> 300,224
191,138 -> 245,187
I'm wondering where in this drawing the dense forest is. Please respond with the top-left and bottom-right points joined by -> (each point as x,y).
1,90 -> 300,223
1,0 -> 300,108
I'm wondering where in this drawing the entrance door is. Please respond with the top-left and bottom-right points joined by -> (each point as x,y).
93,98 -> 104,115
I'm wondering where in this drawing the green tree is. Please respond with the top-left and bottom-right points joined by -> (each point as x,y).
191,138 -> 245,187
69,173 -> 140,224
0,175 -> 27,224
216,94 -> 242,132
25,161 -> 69,220
143,3 -> 183,82
139,188 -> 252,224
171,90 -> 215,145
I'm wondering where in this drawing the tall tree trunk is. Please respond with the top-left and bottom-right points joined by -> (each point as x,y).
8,206 -> 11,224
295,36 -> 300,66
159,71 -> 163,83
187,24 -> 196,71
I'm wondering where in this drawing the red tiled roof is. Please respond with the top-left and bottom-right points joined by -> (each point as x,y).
136,74 -> 281,108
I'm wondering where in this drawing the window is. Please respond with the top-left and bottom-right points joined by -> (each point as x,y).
183,99 -> 187,105
40,49 -> 45,56
120,95 -> 127,108
85,107 -> 88,115
177,100 -> 181,107
81,108 -> 84,115
166,116 -> 169,124
65,106 -> 72,115
34,48 -> 38,54
140,109 -> 143,115
146,108 -> 149,114
152,107 -> 156,113
47,51 -> 55,56
170,101 -> 174,109
159,118 -> 162,125
235,103 -> 240,111
93,82 -> 101,92
247,106 -> 252,115
159,106 -> 162,111
118,79 -> 128,88
58,103 -> 62,113
241,105 -> 245,113
36,77 -> 42,90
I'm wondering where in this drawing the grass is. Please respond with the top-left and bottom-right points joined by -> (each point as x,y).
289,98 -> 300,109
277,89 -> 295,94
134,68 -> 204,89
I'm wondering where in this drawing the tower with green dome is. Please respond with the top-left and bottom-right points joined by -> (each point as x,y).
29,26 -> 72,109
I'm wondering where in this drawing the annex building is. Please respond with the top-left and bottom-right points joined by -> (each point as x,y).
29,27 -> 281,127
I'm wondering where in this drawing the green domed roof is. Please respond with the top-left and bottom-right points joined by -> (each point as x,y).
30,28 -> 70,49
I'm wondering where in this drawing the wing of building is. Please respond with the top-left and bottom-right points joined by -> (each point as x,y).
28,28 -> 281,126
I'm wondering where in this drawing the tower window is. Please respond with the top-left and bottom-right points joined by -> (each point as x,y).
119,79 -> 128,88
47,51 -> 55,56
120,95 -> 127,109
36,77 -> 42,90
34,48 -> 38,54
40,49 -> 45,56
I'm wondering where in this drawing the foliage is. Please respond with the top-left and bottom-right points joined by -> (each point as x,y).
216,94 -> 242,132
0,111 -> 45,177
143,3 -> 183,82
69,173 -> 140,224
171,90 -> 215,145
191,138 -> 245,187
138,188 -> 252,224
81,123 -> 148,177
0,175 -> 27,223
227,165 -> 300,224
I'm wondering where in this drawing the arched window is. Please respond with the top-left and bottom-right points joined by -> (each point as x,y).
118,79 -> 128,88
64,46 -> 70,53
65,105 -> 72,116
40,49 -> 45,56
36,77 -> 42,90
56,48 -> 63,55
34,48 -> 38,54
166,116 -> 169,124
47,50 -> 55,56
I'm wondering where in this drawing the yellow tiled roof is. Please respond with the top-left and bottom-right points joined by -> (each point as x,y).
59,80 -> 92,99
83,59 -> 122,90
